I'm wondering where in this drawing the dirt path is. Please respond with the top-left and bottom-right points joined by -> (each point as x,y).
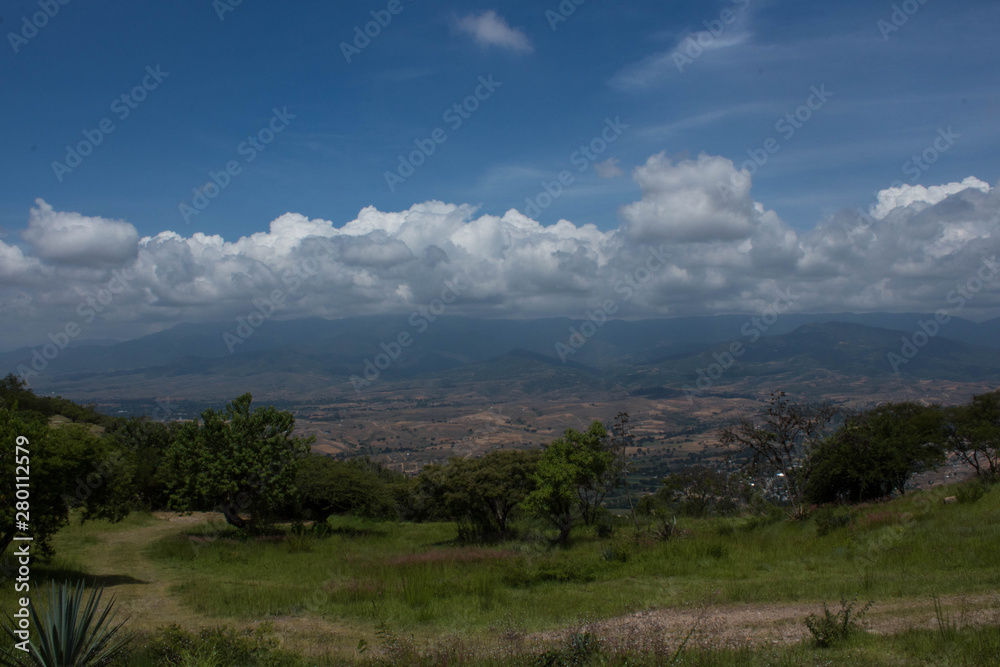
565,593 -> 1000,652
81,512 -> 225,629
78,513 -> 362,656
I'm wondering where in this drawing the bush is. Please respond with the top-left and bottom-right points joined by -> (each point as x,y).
594,521 -> 615,539
136,624 -> 298,666
955,479 -> 987,504
804,596 -> 873,648
2,580 -> 132,667
806,403 -> 945,504
534,631 -> 602,666
814,506 -> 852,536
741,504 -> 785,532
600,535 -> 633,563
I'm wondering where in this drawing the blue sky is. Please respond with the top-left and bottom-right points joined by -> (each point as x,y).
3,0 -> 997,239
2,0 -> 1000,351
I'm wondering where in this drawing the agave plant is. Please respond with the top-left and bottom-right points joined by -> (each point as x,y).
3,580 -> 132,667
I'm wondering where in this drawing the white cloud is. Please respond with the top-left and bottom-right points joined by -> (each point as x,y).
21,199 -> 139,266
620,153 -> 758,242
594,158 -> 624,179
2,163 -> 999,350
0,240 -> 43,283
870,176 -> 992,219
456,11 -> 533,54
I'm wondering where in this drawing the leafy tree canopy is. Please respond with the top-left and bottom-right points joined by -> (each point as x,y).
295,454 -> 399,521
523,421 -> 618,544
806,402 -> 945,504
163,393 -> 312,530
1,406 -> 133,561
418,449 -> 540,540
942,390 -> 1000,480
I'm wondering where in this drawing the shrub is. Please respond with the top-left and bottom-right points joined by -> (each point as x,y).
600,537 -> 632,563
594,521 -> 615,539
804,596 -> 873,648
138,623 -> 297,666
814,506 -> 852,536
534,631 -> 602,666
1,580 -> 132,667
955,479 -> 987,504
741,504 -> 785,531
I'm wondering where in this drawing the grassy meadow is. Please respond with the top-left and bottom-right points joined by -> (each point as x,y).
3,477 -> 999,665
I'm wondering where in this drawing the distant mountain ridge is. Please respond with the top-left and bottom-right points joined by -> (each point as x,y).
4,313 -> 1000,403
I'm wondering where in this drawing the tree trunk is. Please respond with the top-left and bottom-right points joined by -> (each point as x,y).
220,499 -> 249,529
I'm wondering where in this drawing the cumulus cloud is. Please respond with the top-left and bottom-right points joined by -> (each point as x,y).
456,11 -> 533,53
870,176 -> 991,219
2,158 -> 999,350
0,240 -> 43,283
21,199 -> 139,266
620,153 -> 758,242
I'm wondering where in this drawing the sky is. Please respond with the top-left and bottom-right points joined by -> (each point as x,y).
1,0 -> 999,351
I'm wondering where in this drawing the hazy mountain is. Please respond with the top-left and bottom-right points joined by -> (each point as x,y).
5,312 -> 1000,378
7,314 -> 999,409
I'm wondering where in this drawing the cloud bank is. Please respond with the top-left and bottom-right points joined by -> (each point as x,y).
1,153 -> 998,350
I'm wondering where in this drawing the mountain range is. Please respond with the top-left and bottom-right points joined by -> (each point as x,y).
3,312 -> 999,410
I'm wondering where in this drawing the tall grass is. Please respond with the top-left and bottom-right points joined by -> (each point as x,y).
4,482 -> 998,664
128,481 -> 1000,637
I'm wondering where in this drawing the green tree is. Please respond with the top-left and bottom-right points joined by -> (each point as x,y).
162,394 -> 312,530
523,421 -> 617,544
294,454 -> 398,522
608,411 -> 641,529
718,391 -> 837,509
0,374 -> 111,428
942,390 -> 1000,480
418,449 -> 540,540
104,417 -> 175,509
1,407 -> 133,562
806,402 -> 945,504
645,465 -> 748,517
